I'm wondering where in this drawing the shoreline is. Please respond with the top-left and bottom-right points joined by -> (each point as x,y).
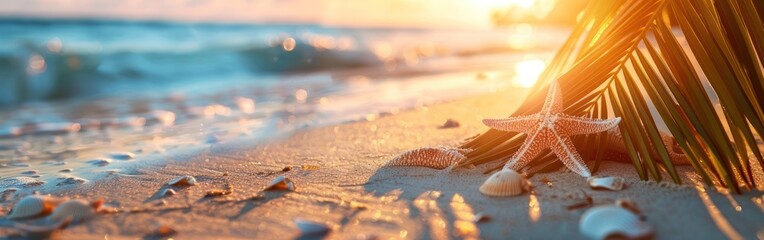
1,88 -> 763,239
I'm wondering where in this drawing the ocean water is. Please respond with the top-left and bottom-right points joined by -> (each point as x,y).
0,18 -> 568,189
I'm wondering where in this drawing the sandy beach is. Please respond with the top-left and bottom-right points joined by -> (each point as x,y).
1,86 -> 762,239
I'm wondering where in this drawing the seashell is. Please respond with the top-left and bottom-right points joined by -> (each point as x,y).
48,199 -> 102,223
615,198 -> 641,215
167,176 -> 197,186
149,225 -> 177,238
21,170 -> 38,175
108,152 -> 135,160
587,176 -> 625,191
479,169 -> 527,197
385,147 -> 466,169
59,168 -> 73,173
294,218 -> 330,236
440,119 -> 460,129
264,176 -> 295,191
87,158 -> 112,167
472,212 -> 491,223
579,205 -> 653,240
161,189 -> 176,197
9,195 -> 55,219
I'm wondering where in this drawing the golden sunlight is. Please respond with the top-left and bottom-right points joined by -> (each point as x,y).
513,59 -> 546,88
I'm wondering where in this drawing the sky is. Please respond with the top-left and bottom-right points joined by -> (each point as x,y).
0,0 -> 548,28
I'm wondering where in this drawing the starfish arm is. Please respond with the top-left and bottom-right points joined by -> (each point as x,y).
503,130 -> 549,171
541,81 -> 564,113
482,114 -> 541,134
555,115 -> 621,136
550,128 -> 592,177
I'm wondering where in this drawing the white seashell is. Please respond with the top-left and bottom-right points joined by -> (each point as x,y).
385,147 -> 466,169
167,176 -> 197,186
161,189 -> 177,197
264,176 -> 295,191
579,205 -> 653,240
108,152 -> 135,160
479,169 -> 527,197
587,176 -> 625,191
294,218 -> 330,236
9,195 -> 55,219
48,199 -> 101,223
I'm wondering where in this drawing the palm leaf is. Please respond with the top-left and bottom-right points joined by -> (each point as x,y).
459,0 -> 764,192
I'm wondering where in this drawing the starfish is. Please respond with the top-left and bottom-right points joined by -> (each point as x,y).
482,81 -> 621,177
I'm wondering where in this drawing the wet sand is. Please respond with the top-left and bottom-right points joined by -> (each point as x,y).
1,88 -> 763,239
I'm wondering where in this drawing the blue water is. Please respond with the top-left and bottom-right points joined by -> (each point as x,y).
0,18 -> 566,105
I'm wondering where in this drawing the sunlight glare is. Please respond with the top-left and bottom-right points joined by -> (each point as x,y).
513,59 -> 546,88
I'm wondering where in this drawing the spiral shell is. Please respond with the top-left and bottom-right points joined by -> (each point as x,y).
579,205 -> 653,240
385,147 -> 466,169
9,195 -> 56,219
479,169 -> 527,197
48,199 -> 102,223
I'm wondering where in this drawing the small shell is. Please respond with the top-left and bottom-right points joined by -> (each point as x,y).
294,218 -> 330,236
472,212 -> 491,223
385,147 -> 466,169
161,189 -> 177,197
440,119 -> 460,129
264,176 -> 295,191
588,176 -> 625,191
9,195 -> 55,219
479,169 -> 527,197
48,199 -> 101,223
579,205 -> 653,240
167,176 -> 197,186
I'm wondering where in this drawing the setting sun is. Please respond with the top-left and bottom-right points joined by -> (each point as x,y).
513,59 -> 547,88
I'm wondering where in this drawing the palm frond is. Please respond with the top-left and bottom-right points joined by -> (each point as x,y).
460,0 -> 764,192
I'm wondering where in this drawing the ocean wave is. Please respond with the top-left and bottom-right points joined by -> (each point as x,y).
0,38 -> 383,105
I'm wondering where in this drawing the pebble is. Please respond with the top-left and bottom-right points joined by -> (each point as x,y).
57,176 -> 87,186
109,152 -> 136,160
87,158 -> 112,167
440,119 -> 460,129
